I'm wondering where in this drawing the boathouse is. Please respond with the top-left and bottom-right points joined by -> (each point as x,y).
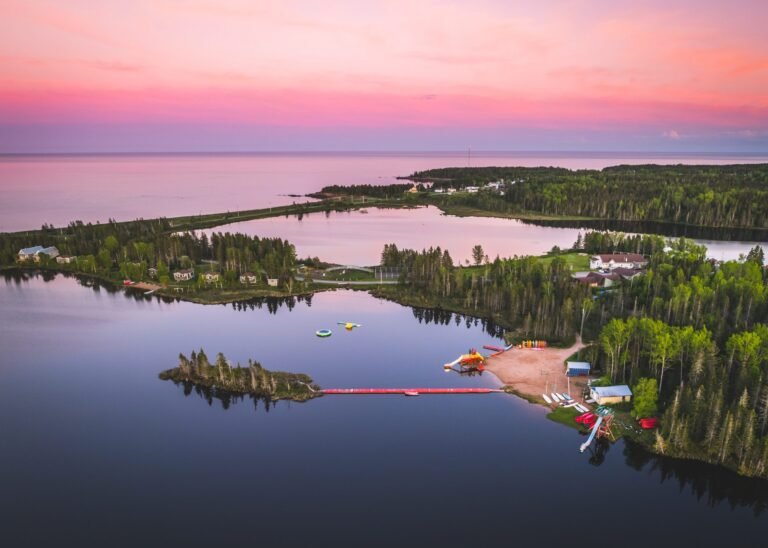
566,361 -> 591,377
590,385 -> 632,405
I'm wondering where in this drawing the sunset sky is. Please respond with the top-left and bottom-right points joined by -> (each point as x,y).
1,0 -> 767,152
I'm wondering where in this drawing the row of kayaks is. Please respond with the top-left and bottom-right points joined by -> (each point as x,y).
542,392 -> 589,413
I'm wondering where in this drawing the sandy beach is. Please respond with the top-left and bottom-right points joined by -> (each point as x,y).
484,338 -> 587,404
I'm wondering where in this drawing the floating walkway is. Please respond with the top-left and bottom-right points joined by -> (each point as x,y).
321,387 -> 502,395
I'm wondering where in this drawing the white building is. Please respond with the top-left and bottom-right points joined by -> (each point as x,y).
590,385 -> 633,405
173,269 -> 195,282
589,253 -> 648,270
18,245 -> 60,262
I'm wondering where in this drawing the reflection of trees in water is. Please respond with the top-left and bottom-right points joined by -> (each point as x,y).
623,440 -> 768,516
410,306 -> 505,338
176,380 -> 280,412
230,294 -> 313,313
587,438 -> 611,467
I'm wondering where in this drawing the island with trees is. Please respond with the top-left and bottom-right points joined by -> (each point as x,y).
159,349 -> 321,402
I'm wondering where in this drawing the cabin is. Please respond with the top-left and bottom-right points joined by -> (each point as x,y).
173,269 -> 195,282
407,185 -> 420,194
18,245 -> 60,262
267,278 -> 279,287
239,272 -> 259,284
590,385 -> 632,405
465,186 -> 479,193
202,272 -> 220,283
566,361 -> 591,377
590,253 -> 647,270
56,255 -> 76,264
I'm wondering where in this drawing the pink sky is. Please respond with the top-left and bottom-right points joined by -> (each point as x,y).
1,0 -> 767,152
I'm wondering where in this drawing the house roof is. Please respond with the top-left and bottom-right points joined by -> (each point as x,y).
594,253 -> 646,263
612,267 -> 644,278
19,246 -> 44,254
566,361 -> 591,370
591,385 -> 633,398
176,269 -> 194,274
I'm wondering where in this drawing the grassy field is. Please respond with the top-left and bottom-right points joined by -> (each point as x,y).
546,406 -> 583,430
538,252 -> 590,270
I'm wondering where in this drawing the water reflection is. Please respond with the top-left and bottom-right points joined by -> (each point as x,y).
170,379 -> 283,412
410,305 -> 505,338
623,440 -> 768,516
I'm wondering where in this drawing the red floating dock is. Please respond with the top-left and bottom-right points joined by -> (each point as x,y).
321,387 -> 502,395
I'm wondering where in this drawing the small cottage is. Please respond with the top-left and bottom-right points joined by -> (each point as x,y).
148,267 -> 158,278
267,278 -> 279,287
590,385 -> 633,405
173,269 -> 195,282
202,272 -> 220,283
239,272 -> 259,284
56,255 -> 76,264
566,361 -> 591,377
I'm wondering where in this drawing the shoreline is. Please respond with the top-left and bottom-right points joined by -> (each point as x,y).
484,337 -> 587,405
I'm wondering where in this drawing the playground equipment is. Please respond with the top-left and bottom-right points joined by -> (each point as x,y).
315,329 -> 332,338
579,406 -> 616,453
443,349 -> 486,371
337,322 -> 362,330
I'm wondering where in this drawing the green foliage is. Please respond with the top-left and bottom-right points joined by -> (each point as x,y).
159,349 -> 321,402
408,164 -> 768,231
633,378 -> 658,418
471,244 -> 485,266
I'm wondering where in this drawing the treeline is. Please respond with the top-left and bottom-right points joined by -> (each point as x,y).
1,217 -> 297,288
377,243 -> 590,344
159,349 -> 320,402
412,164 -> 768,230
313,183 -> 413,198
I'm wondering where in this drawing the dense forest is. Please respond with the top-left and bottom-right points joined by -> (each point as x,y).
406,164 -> 768,230
159,349 -> 321,402
0,218 -> 297,289
377,235 -> 768,478
377,243 -> 591,344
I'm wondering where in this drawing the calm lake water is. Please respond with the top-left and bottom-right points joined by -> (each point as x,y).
207,206 -> 764,264
1,272 -> 767,547
2,151 -> 768,232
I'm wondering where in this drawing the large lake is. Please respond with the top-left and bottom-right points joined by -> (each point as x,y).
2,151 -> 768,232
1,273 -> 767,546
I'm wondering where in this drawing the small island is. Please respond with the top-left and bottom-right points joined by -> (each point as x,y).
159,349 -> 321,402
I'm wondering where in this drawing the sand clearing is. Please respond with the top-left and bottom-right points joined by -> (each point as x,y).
485,337 -> 587,403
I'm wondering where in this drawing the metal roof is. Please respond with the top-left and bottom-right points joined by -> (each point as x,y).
592,385 -> 633,398
566,361 -> 591,370
19,246 -> 44,254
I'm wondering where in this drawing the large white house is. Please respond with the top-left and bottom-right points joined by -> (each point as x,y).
18,245 -> 60,262
590,253 -> 647,270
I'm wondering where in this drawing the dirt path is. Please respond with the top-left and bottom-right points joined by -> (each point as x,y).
485,337 -> 587,403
